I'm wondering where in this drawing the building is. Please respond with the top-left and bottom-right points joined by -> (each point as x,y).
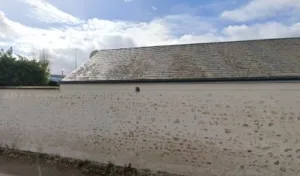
58,37 -> 300,175
49,74 -> 65,85
62,37 -> 300,83
1,38 -> 299,176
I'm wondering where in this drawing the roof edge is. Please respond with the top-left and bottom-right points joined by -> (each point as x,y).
95,37 -> 300,52
61,76 -> 300,84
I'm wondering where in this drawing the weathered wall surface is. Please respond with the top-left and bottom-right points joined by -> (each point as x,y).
1,83 -> 300,176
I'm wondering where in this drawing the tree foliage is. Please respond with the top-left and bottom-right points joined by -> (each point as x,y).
0,47 -> 50,86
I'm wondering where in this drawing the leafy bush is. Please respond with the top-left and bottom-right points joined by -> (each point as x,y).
0,47 -> 50,86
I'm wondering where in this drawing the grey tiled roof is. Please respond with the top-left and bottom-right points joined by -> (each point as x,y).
63,38 -> 300,82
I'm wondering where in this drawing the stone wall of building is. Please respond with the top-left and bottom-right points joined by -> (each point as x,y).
1,82 -> 300,176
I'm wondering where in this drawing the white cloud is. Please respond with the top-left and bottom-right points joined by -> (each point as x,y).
0,11 -> 4,19
154,14 -> 214,36
223,22 -> 300,40
0,11 -> 18,38
151,6 -> 157,11
124,0 -> 133,2
20,0 -> 82,24
221,0 -> 300,22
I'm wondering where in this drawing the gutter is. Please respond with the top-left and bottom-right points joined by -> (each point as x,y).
60,76 -> 300,84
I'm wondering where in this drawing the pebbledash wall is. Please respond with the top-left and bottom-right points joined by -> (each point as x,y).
1,82 -> 300,176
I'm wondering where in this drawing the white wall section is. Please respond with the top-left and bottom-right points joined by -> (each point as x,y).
1,83 -> 300,176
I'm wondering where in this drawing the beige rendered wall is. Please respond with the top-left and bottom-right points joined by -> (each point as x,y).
0,82 -> 300,176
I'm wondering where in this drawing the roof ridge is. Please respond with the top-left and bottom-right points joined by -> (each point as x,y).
96,37 -> 300,52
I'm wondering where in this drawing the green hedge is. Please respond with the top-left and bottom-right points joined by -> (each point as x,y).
0,48 -> 50,86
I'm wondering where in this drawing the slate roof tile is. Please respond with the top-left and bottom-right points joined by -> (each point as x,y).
63,37 -> 300,82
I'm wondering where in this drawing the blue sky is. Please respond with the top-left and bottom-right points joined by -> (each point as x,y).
0,0 -> 300,74
2,0 -> 241,22
48,0 -> 240,21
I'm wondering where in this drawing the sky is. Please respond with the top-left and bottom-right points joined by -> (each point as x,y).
0,0 -> 300,75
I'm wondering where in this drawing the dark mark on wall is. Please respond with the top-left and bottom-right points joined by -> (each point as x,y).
173,137 -> 179,141
280,167 -> 286,172
280,116 -> 286,120
262,146 -> 271,151
215,104 -> 221,108
225,129 -> 231,133
284,148 -> 292,152
268,152 -> 273,157
174,119 -> 180,124
271,110 -> 277,114
135,87 -> 140,93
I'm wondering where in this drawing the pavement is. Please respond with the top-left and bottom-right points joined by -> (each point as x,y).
0,157 -> 87,176
0,148 -> 178,176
